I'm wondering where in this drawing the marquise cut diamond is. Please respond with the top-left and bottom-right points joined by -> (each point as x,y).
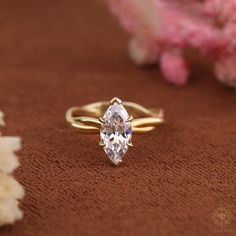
100,101 -> 132,164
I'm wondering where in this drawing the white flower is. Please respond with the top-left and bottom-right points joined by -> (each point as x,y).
0,173 -> 24,200
0,199 -> 23,226
0,111 -> 5,126
0,111 -> 24,226
129,37 -> 159,65
0,137 -> 21,174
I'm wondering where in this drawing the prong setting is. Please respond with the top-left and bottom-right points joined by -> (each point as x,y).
99,117 -> 105,123
112,160 -> 122,166
99,140 -> 105,147
127,116 -> 134,122
110,97 -> 122,104
128,141 -> 133,147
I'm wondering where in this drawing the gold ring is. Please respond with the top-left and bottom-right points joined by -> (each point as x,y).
65,97 -> 165,165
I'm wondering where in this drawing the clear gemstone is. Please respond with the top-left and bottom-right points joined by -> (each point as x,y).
100,102 -> 132,164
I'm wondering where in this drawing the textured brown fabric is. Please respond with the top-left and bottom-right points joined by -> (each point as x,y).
0,1 -> 235,236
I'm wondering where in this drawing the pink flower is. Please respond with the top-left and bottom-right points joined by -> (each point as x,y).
204,0 -> 236,22
214,56 -> 236,88
107,0 -> 236,88
160,50 -> 189,86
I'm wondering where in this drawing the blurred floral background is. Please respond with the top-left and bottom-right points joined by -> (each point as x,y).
107,0 -> 236,88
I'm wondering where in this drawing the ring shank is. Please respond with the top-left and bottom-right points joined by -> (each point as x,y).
66,101 -> 164,134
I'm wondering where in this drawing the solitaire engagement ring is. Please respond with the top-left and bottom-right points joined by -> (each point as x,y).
66,97 -> 164,165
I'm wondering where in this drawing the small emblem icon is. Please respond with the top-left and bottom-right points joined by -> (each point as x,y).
212,207 -> 231,229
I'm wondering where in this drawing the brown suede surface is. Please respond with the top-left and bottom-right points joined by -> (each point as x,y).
0,1 -> 235,236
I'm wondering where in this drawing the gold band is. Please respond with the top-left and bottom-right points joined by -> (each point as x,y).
66,100 -> 164,134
